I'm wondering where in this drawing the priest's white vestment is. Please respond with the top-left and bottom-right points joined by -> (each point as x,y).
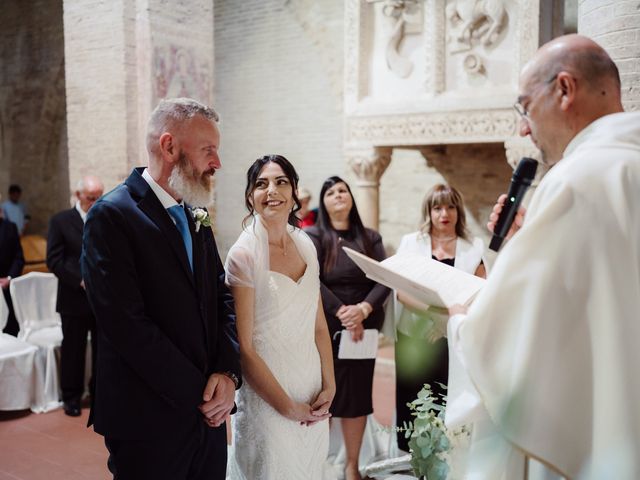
446,111 -> 640,480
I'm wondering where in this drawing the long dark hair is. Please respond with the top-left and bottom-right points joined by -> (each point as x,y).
243,154 -> 301,228
316,176 -> 374,273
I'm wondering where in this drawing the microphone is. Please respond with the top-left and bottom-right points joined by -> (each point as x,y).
489,157 -> 538,252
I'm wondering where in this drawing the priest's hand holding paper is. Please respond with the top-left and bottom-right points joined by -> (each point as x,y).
397,291 -> 454,317
448,304 -> 468,317
398,291 -> 444,323
396,291 -> 450,342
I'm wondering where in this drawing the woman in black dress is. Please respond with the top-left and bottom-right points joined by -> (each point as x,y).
305,176 -> 389,480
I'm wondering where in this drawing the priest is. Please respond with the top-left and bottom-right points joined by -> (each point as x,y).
445,34 -> 640,479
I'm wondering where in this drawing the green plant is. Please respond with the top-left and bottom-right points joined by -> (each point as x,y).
402,384 -> 454,480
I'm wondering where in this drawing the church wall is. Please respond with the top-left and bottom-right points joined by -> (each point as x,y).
578,0 -> 640,111
213,0 -> 345,256
0,0 -> 68,234
63,0 -> 133,216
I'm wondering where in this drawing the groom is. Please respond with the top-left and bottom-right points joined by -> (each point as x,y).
81,98 -> 241,480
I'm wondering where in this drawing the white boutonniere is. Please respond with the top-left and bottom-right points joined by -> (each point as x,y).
191,207 -> 211,233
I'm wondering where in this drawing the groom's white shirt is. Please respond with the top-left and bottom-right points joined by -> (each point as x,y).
142,168 -> 183,225
446,112 -> 640,480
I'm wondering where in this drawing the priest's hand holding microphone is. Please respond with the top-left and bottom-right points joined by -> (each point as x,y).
486,195 -> 527,244
449,157 -> 538,317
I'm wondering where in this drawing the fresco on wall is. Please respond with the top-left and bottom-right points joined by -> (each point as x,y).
153,45 -> 211,104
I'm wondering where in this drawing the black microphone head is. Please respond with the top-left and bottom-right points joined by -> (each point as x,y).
513,157 -> 538,185
489,157 -> 539,252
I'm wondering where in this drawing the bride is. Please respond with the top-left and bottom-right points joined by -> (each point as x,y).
225,155 -> 336,479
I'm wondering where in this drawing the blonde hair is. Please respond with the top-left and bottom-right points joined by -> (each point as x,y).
419,184 -> 469,240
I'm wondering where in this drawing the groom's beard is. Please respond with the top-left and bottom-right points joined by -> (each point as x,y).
168,151 -> 215,206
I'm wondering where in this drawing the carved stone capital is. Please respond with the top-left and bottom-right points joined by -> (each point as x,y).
346,147 -> 392,186
504,136 -> 539,169
503,136 -> 548,185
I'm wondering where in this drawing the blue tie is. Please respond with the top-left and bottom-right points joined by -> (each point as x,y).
168,205 -> 193,272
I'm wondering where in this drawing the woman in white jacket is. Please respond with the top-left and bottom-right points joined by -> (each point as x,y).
390,184 -> 486,452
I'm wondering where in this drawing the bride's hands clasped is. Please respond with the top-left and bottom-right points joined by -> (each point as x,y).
285,385 -> 335,426
286,400 -> 330,426
310,387 -> 334,417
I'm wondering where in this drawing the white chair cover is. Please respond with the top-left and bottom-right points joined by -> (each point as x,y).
0,289 -> 38,411
0,290 -> 7,331
9,272 -> 63,413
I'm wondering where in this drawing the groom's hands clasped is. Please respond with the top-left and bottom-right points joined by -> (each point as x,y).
199,373 -> 236,428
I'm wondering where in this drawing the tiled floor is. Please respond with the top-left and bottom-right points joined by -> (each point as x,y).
0,344 -> 396,480
0,406 -> 109,480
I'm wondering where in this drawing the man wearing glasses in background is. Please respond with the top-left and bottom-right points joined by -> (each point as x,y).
47,175 -> 104,416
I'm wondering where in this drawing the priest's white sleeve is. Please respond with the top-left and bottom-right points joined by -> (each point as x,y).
446,314 -> 534,480
445,313 -> 485,429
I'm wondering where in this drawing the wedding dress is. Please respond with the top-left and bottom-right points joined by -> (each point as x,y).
225,217 -> 330,480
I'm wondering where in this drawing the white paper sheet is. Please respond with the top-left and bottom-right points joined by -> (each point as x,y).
337,329 -> 379,359
343,247 -> 485,308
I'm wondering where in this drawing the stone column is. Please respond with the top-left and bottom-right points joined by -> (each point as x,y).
63,0 -> 135,191
578,0 -> 640,111
346,147 -> 392,230
63,0 -> 214,192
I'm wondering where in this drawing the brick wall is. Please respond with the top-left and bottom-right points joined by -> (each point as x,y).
579,0 -> 640,111
0,0 -> 68,234
213,0 -> 345,256
63,0 -> 215,203
63,0 -> 133,200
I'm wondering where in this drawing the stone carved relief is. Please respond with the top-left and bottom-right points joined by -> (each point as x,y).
344,0 -> 542,153
347,110 -> 517,145
345,0 -> 373,103
513,0 -> 538,82
447,0 -> 508,49
446,0 -> 509,75
367,0 -> 424,78
424,0 -> 446,93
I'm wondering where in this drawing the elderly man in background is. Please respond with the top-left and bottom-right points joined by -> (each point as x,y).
47,175 -> 104,417
0,199 -> 25,336
445,34 -> 640,479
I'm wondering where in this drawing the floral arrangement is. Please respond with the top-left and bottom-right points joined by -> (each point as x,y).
400,384 -> 469,480
190,207 -> 211,233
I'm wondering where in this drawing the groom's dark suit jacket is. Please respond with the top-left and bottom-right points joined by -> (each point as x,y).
81,168 -> 240,440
